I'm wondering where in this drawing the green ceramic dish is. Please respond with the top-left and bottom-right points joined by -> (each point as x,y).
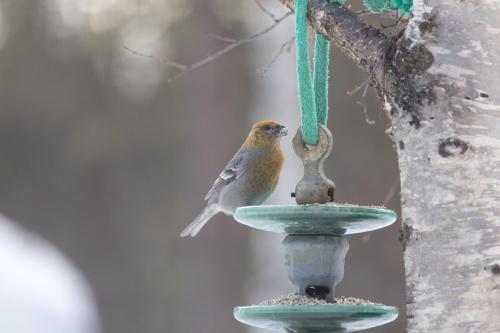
234,205 -> 397,235
234,304 -> 398,332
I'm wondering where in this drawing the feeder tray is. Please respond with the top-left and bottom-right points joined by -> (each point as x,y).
234,304 -> 398,333
234,204 -> 397,235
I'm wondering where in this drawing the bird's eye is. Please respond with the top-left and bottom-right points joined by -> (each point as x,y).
263,125 -> 271,131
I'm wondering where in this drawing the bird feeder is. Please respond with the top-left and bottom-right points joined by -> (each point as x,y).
232,125 -> 398,332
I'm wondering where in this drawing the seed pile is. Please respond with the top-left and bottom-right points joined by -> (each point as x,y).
306,203 -> 388,210
258,292 -> 384,306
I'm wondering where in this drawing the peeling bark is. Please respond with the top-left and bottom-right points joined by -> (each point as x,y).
394,1 -> 500,331
277,0 -> 500,331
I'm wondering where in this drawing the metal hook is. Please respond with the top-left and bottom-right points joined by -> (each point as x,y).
292,124 -> 335,204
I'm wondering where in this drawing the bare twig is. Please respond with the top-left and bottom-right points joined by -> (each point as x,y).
258,35 -> 295,76
254,0 -> 279,22
123,46 -> 187,70
205,32 -> 237,43
347,53 -> 384,124
125,11 -> 292,83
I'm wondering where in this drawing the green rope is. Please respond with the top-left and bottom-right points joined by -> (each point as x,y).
363,0 -> 413,13
313,34 -> 330,127
295,0 -> 412,145
295,0 -> 346,145
295,0 -> 318,145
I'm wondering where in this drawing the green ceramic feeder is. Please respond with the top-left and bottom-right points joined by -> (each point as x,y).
232,203 -> 399,332
234,304 -> 398,333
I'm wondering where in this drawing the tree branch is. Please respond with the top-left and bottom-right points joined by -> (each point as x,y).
278,0 -> 432,123
278,0 -> 390,75
125,12 -> 292,83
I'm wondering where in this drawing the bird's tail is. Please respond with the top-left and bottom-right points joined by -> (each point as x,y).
180,205 -> 219,237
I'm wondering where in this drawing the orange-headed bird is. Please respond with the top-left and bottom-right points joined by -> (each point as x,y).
180,120 -> 287,237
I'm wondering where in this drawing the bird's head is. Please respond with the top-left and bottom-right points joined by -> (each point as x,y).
245,120 -> 288,148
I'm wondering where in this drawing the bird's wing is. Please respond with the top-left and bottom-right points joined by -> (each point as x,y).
205,151 -> 248,201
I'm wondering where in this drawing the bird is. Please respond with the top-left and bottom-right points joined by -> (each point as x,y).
180,120 -> 288,237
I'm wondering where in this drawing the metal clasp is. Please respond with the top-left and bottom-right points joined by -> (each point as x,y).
292,124 -> 335,204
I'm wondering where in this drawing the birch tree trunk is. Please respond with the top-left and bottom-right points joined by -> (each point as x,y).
395,2 -> 500,332
277,0 -> 500,331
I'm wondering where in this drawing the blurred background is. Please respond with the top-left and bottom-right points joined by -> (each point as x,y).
0,0 -> 404,332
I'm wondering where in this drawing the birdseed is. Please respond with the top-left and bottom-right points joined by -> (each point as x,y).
305,202 -> 388,210
258,292 -> 384,306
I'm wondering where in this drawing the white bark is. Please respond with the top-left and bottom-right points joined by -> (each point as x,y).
393,1 -> 500,331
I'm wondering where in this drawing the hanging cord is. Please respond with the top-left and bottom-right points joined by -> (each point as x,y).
363,0 -> 412,13
294,0 -> 412,146
295,0 -> 341,146
313,33 -> 330,129
295,0 -> 318,146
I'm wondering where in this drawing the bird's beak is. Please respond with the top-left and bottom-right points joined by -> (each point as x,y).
275,125 -> 288,136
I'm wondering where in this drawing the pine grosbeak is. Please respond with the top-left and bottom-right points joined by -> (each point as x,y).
180,120 -> 287,237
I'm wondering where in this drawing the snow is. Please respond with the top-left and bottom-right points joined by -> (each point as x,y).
0,215 -> 100,333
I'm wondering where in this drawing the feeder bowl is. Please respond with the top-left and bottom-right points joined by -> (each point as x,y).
232,203 -> 399,332
234,204 -> 397,235
234,304 -> 398,332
